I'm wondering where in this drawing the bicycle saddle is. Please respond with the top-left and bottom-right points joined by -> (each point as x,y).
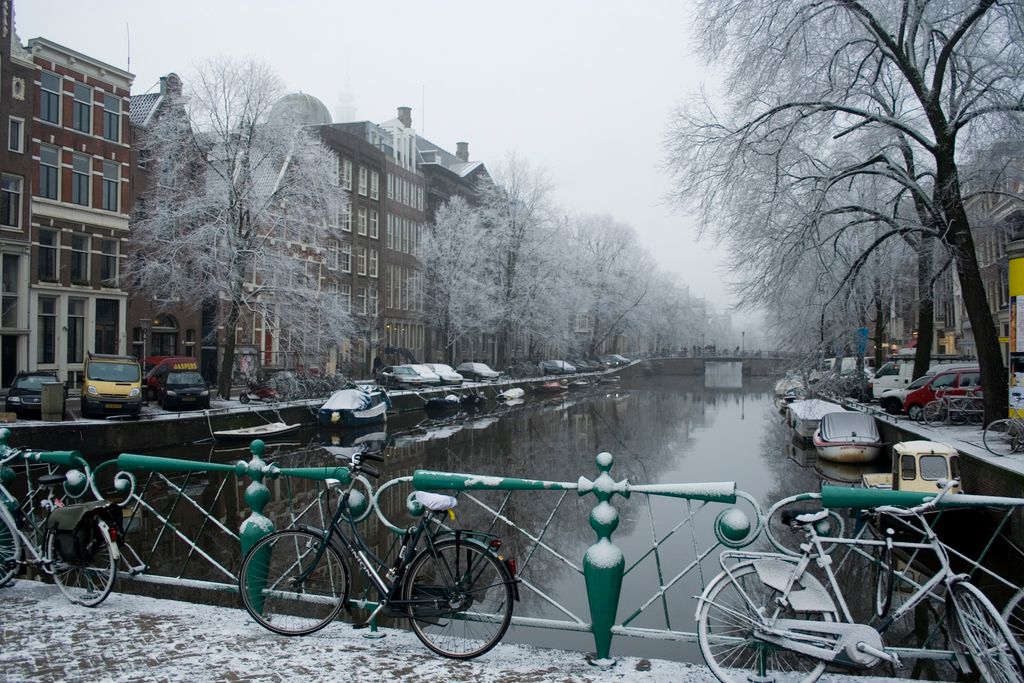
413,491 -> 458,511
780,508 -> 829,527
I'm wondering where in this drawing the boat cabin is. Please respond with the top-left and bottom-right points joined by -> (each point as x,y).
861,440 -> 961,493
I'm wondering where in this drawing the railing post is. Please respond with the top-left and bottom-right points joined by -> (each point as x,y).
578,451 -> 629,667
238,439 -> 274,609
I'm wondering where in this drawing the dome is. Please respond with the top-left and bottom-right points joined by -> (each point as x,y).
269,92 -> 332,126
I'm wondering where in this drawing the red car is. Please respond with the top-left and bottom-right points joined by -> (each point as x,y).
902,365 -> 980,420
144,356 -> 200,400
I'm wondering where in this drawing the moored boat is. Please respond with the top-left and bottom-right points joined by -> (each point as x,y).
213,421 -> 300,440
496,387 -> 525,401
535,380 -> 567,394
811,411 -> 882,464
862,440 -> 962,493
786,399 -> 846,440
317,386 -> 390,427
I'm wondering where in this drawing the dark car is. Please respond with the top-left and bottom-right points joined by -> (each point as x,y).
540,360 -> 576,375
5,371 -> 64,419
601,354 -> 631,367
144,356 -> 200,401
157,370 -> 211,410
570,359 -> 598,373
456,362 -> 501,381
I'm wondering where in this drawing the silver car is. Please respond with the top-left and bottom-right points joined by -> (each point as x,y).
424,363 -> 464,385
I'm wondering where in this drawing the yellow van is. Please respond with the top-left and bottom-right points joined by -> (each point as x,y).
81,352 -> 142,419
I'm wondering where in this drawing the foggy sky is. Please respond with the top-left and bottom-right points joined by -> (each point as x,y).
15,0 -> 738,315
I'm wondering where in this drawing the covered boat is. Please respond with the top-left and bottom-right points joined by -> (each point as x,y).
786,399 -> 846,439
213,421 -> 300,441
318,386 -> 390,427
811,411 -> 882,463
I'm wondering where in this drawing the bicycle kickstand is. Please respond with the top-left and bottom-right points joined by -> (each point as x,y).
857,641 -> 901,669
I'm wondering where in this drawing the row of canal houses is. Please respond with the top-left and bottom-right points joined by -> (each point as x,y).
0,1 -> 623,389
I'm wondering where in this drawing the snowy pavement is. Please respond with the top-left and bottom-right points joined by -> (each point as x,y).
0,580 -> 929,683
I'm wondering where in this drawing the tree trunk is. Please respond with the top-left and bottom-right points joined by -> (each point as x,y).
217,300 -> 241,400
912,235 -> 936,381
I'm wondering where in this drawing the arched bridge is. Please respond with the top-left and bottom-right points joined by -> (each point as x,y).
617,356 -> 789,377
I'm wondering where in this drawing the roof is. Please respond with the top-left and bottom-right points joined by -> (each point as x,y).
415,135 -> 484,178
129,93 -> 162,126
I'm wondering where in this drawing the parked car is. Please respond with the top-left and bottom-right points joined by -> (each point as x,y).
144,356 -> 200,401
569,359 -> 598,373
423,363 -> 464,385
157,370 -> 211,410
901,365 -> 981,420
601,354 -> 631,367
5,371 -> 64,419
81,352 -> 142,419
456,362 -> 501,381
869,356 -> 974,399
380,364 -> 441,389
540,360 -> 576,375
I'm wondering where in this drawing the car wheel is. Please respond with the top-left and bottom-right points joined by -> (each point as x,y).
882,398 -> 901,415
907,404 -> 923,421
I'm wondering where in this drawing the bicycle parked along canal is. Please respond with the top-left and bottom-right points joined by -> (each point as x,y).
696,481 -> 1024,683
238,448 -> 519,659
984,416 -> 1024,456
0,447 -> 128,607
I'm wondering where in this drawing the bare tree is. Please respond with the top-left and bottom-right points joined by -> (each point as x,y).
669,0 -> 1024,422
421,196 -> 499,364
127,58 -> 351,398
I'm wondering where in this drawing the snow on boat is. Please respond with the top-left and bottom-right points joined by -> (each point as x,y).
811,411 -> 882,464
423,394 -> 462,411
318,386 -> 390,427
786,399 -> 847,440
496,387 -> 525,401
213,421 -> 301,440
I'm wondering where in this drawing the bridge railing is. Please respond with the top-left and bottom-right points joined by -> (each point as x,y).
2,427 -> 1022,668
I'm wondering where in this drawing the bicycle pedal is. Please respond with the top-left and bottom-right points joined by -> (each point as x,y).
351,621 -> 371,630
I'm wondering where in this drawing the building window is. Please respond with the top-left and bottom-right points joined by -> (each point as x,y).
100,239 -> 118,286
387,173 -> 394,199
2,254 -> 19,328
358,167 -> 368,196
70,234 -> 90,284
369,249 -> 378,278
95,299 -> 119,354
1,175 -> 21,228
369,210 -> 378,239
103,94 -> 120,142
386,214 -> 393,249
38,230 -> 58,281
8,117 -> 23,153
340,242 -> 351,273
102,160 -> 119,211
340,283 -> 351,313
40,71 -> 61,125
72,154 -> 90,206
39,145 -> 59,200
342,202 -> 352,232
72,83 -> 92,134
358,207 -> 367,236
370,171 -> 379,200
326,239 -> 338,270
357,247 -> 367,275
418,187 -> 424,210
38,296 -> 57,363
357,286 -> 367,314
368,286 -> 378,315
67,298 -> 86,363
342,159 -> 352,191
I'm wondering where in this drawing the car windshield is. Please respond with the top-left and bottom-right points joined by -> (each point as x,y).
393,367 -> 414,375
409,365 -> 433,374
907,376 -> 930,389
430,364 -> 455,373
13,375 -> 56,390
87,361 -> 140,382
166,371 -> 204,386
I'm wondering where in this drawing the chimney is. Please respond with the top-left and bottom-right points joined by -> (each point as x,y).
397,106 -> 412,128
456,141 -> 469,162
161,73 -> 183,97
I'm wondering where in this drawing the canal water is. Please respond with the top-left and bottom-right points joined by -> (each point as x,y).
122,365 -> 999,675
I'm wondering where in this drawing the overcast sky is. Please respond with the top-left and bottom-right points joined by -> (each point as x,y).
15,1 -> 743,319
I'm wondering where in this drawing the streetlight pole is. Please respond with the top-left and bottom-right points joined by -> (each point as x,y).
742,331 -> 745,355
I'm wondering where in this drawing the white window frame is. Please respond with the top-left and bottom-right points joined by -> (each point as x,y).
358,166 -> 368,196
358,207 -> 367,236
340,283 -> 351,313
369,210 -> 378,239
103,93 -> 121,143
39,145 -> 60,200
8,117 -> 24,153
72,82 -> 92,134
1,174 -> 22,228
370,171 -> 379,200
72,153 -> 91,206
342,159 -> 352,190
327,239 -> 339,270
341,242 -> 352,273
40,71 -> 61,125
369,249 -> 378,278
100,238 -> 119,287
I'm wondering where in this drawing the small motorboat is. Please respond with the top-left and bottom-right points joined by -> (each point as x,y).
811,411 -> 882,463
318,386 -> 390,427
496,387 -> 525,402
862,440 -> 962,492
786,399 -> 846,440
534,380 -> 567,394
423,394 -> 461,411
213,421 -> 301,440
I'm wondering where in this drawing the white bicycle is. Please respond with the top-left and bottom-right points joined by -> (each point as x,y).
696,482 -> 1024,683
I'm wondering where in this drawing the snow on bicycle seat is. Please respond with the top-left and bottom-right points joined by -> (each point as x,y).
414,491 -> 458,511
780,508 -> 829,526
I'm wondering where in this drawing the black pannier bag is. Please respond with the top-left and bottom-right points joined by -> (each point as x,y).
45,501 -> 122,562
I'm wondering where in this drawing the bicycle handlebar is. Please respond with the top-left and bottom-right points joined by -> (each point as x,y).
872,479 -> 960,517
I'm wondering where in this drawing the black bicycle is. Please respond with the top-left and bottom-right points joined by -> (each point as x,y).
238,451 -> 518,659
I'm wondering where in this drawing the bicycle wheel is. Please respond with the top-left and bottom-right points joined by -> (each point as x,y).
922,400 -> 946,427
47,519 -> 117,607
874,544 -> 894,618
697,563 -> 832,683
948,581 -> 1024,683
403,538 -> 513,659
984,419 -> 1022,457
0,510 -> 21,586
239,529 -> 350,636
1002,587 -> 1024,646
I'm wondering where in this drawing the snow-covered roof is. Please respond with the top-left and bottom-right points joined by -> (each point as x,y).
416,135 -> 484,178
129,93 -> 161,126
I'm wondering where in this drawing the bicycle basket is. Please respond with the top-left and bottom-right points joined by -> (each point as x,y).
45,501 -> 120,562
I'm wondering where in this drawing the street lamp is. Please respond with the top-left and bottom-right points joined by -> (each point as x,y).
742,331 -> 745,355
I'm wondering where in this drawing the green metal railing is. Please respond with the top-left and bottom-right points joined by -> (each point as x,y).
3,426 -> 1022,668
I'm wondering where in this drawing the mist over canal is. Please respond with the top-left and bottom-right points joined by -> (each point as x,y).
132,365 -> 900,664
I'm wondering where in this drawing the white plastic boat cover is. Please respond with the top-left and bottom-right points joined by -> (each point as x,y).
321,389 -> 373,411
818,411 -> 880,444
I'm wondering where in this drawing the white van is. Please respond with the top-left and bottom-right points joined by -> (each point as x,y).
870,357 -> 976,400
